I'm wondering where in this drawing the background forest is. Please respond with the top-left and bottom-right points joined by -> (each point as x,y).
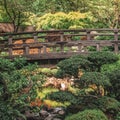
0,0 -> 120,32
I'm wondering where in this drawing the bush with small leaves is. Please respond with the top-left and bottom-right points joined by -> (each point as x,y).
87,51 -> 119,72
96,96 -> 120,119
106,69 -> 120,101
101,60 -> 120,74
56,55 -> 91,78
0,58 -> 15,72
47,91 -> 77,104
116,112 -> 120,120
65,109 -> 108,120
0,58 -> 45,120
13,57 -> 27,69
77,72 -> 111,89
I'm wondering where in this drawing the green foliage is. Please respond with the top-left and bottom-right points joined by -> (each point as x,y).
65,109 -> 108,120
0,0 -> 35,32
36,12 -> 88,30
0,102 -> 26,120
89,0 -> 120,28
47,91 -> 77,104
79,72 -> 111,88
97,96 -> 120,115
13,57 -> 27,69
106,69 -> 120,100
55,69 -> 66,78
40,68 -> 58,76
87,51 -> 119,71
0,58 -> 15,72
116,112 -> 120,120
56,55 -> 91,78
0,57 -> 45,119
101,60 -> 120,74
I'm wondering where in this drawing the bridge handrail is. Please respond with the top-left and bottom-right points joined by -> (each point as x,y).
0,29 -> 120,60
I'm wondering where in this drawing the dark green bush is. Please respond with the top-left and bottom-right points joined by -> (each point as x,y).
13,57 -> 27,69
87,51 -> 119,71
106,69 -> 120,101
101,60 -> 120,74
97,96 -> 120,116
55,69 -> 66,78
56,55 -> 91,78
47,91 -> 77,104
0,58 -> 15,72
0,58 -> 44,120
65,109 -> 108,120
116,112 -> 120,120
76,72 -> 111,88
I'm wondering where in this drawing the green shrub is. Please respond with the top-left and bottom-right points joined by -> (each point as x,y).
101,60 -> 120,74
116,112 -> 120,120
13,57 -> 27,69
87,51 -> 119,72
106,69 -> 120,100
56,55 -> 91,78
0,58 -> 15,72
36,12 -> 87,30
55,69 -> 66,78
47,91 -> 77,104
65,109 -> 108,120
0,58 -> 45,120
97,96 -> 120,115
77,72 -> 111,88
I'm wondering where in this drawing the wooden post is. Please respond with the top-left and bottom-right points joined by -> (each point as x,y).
113,41 -> 119,54
24,45 -> 29,55
38,46 -> 43,54
60,44 -> 64,52
86,30 -> 91,40
60,32 -> 64,41
33,33 -> 38,42
78,43 -> 83,52
113,29 -> 119,54
96,43 -> 101,51
114,29 -> 118,41
42,45 -> 47,53
8,35 -> 13,56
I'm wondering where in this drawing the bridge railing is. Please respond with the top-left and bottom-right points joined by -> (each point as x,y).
0,29 -> 120,60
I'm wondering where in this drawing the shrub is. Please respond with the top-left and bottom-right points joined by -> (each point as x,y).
47,91 -> 77,104
87,51 -> 119,72
56,55 -> 91,78
97,96 -> 120,116
36,12 -> 87,30
0,58 -> 15,72
106,69 -> 120,100
65,109 -> 108,120
116,112 -> 120,120
77,72 -> 111,89
0,58 -> 45,119
13,57 -> 27,69
101,60 -> 120,74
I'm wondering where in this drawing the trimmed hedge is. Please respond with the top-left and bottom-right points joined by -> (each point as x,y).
65,109 -> 108,120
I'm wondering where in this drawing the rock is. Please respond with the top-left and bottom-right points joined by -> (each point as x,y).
52,107 -> 63,113
53,118 -> 62,120
39,109 -> 49,117
44,114 -> 56,120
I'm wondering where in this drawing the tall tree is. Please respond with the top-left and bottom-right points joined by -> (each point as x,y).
89,0 -> 120,28
0,0 -> 35,32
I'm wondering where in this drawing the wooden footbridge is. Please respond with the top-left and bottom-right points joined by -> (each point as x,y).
0,29 -> 120,61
